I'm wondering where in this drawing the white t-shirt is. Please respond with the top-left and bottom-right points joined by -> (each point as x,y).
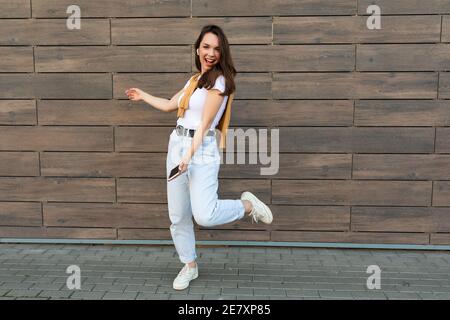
177,74 -> 228,130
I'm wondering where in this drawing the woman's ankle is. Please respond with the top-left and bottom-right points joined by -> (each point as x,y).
187,261 -> 197,268
242,200 -> 253,214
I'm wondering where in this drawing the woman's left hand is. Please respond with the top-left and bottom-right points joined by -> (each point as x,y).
178,153 -> 191,174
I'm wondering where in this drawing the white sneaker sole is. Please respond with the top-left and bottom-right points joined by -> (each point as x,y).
241,191 -> 273,224
173,272 -> 198,291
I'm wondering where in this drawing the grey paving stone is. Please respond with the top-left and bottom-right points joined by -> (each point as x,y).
38,290 -> 73,299
238,281 -> 279,289
351,291 -> 388,299
418,292 -> 450,300
0,289 -> 12,296
237,295 -> 271,300
92,284 -> 127,293
183,280 -> 208,288
81,278 -> 116,285
144,279 -> 169,286
253,289 -> 286,297
319,290 -> 355,299
102,292 -> 138,300
5,289 -> 42,298
3,244 -> 450,300
221,275 -> 253,282
206,281 -> 237,289
170,294 -> 203,300
29,283 -> 66,291
393,285 -> 450,293
188,287 -> 222,295
22,276 -> 56,284
384,292 -> 422,300
20,249 -> 47,254
124,285 -> 157,293
221,288 -> 253,296
253,275 -> 284,282
0,282 -> 33,290
286,289 -> 320,298
155,285 -> 181,294
69,290 -> 106,300
136,293 -> 170,300
203,295 -> 237,300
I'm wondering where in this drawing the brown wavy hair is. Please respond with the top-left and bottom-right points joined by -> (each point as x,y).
194,24 -> 237,97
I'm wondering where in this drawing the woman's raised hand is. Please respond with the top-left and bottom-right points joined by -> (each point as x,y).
125,88 -> 144,101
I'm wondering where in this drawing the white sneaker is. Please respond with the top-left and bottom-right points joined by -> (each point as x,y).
173,264 -> 198,290
241,191 -> 273,224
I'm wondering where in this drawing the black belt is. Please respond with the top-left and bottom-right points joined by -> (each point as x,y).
175,125 -> 215,138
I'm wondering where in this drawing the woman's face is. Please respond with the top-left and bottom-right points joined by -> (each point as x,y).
198,32 -> 221,73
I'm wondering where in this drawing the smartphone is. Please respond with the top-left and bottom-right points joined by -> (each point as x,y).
167,165 -> 182,182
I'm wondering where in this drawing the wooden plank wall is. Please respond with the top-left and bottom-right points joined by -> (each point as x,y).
0,0 -> 449,245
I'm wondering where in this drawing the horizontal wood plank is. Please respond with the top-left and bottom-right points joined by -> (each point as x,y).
273,72 -> 437,99
439,72 -> 450,98
118,228 -> 170,240
233,45 -> 354,71
218,153 -> 351,179
279,127 -> 434,153
433,182 -> 450,206
355,100 -> 450,126
0,0 -> 30,17
443,15 -> 450,42
0,126 -> 113,151
0,152 -> 39,176
114,73 -> 272,100
38,100 -> 176,126
436,128 -> 450,153
35,46 -> 191,72
0,47 -> 33,72
44,203 -> 170,228
357,44 -> 450,71
112,17 -> 272,45
353,155 -> 450,180
32,0 -> 190,17
193,0 -> 355,16
0,74 -> 112,99
0,19 -> 110,45
40,151 -> 352,180
0,202 -> 42,227
431,233 -> 450,245
358,0 -> 450,14
41,152 -> 166,178
115,127 -> 173,152
196,229 -> 271,241
272,180 -> 431,206
270,205 -> 350,231
274,16 -> 441,44
117,178 -> 270,204
0,177 -> 115,202
352,206 -> 450,233
231,100 -> 353,126
0,226 -> 116,239
0,100 -> 36,125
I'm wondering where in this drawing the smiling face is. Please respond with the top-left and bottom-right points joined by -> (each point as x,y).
198,32 -> 221,74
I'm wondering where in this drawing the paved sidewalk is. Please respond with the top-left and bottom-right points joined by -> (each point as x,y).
1,243 -> 450,300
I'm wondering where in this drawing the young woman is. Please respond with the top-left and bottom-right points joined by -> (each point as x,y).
125,25 -> 273,291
